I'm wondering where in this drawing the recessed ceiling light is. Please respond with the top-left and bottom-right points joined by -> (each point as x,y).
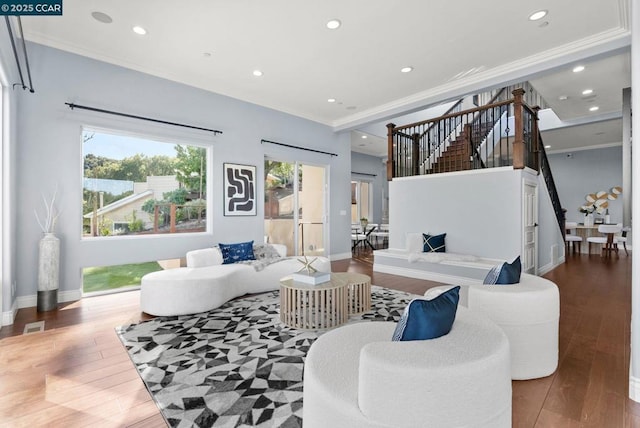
589,106 -> 599,112
253,70 -> 263,77
400,66 -> 413,73
361,135 -> 367,139
326,19 -> 341,30
573,65 -> 585,73
203,52 -> 212,58
538,21 -> 549,28
558,95 -> 568,100
327,98 -> 336,103
528,10 -> 547,21
545,145 -> 551,149
582,89 -> 594,95
91,11 -> 112,24
132,26 -> 147,35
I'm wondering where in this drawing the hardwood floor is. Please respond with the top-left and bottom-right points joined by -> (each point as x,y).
0,250 -> 635,427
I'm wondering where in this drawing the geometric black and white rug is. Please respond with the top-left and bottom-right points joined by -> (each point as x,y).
116,285 -> 415,428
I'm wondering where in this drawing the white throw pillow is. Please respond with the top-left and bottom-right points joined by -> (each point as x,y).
406,232 -> 425,253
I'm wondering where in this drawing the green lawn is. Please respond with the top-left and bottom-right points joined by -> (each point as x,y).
83,261 -> 163,293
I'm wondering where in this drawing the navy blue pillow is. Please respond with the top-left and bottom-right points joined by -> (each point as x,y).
423,233 -> 446,253
219,241 -> 255,264
483,256 -> 521,284
392,286 -> 460,341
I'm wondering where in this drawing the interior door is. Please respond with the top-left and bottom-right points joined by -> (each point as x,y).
522,180 -> 538,274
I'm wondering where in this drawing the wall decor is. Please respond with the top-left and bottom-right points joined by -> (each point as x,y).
224,163 -> 256,216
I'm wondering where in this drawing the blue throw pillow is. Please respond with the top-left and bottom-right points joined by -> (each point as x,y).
423,233 -> 446,253
483,256 -> 521,284
392,286 -> 460,341
219,241 -> 255,264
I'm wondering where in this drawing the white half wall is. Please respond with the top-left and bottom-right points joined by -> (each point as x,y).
389,167 -> 564,272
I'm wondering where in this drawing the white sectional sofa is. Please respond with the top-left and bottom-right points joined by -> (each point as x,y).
424,273 -> 560,380
303,307 -> 512,428
140,244 -> 331,316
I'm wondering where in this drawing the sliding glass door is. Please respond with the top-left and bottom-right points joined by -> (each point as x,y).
264,159 -> 326,256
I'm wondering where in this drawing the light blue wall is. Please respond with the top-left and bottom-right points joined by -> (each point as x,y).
9,42 -> 351,309
547,146 -> 624,224
351,152 -> 388,224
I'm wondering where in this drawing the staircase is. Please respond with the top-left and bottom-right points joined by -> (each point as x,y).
388,86 -> 566,238
429,127 -> 471,173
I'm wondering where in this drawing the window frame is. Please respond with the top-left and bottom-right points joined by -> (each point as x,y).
80,124 -> 213,241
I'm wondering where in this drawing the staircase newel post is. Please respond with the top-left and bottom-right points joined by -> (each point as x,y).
532,106 -> 541,172
412,133 -> 420,176
386,123 -> 395,181
512,88 -> 526,169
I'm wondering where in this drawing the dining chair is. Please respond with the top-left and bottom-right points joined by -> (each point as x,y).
371,223 -> 390,248
564,221 -> 583,254
616,224 -> 630,256
586,224 -> 622,257
351,224 -> 367,252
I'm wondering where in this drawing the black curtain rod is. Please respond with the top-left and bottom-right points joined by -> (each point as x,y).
5,16 -> 34,92
351,171 -> 377,177
261,139 -> 338,157
65,103 -> 223,135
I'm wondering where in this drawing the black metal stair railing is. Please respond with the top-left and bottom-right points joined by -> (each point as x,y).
539,136 -> 565,239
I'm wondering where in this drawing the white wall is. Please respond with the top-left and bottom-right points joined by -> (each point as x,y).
7,42 -> 352,312
389,168 -> 522,260
537,174 -> 566,273
388,167 -> 564,270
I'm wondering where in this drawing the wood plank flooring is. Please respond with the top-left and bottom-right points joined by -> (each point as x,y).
0,250 -> 634,427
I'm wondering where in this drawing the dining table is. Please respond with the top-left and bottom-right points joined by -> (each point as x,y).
574,224 -> 618,255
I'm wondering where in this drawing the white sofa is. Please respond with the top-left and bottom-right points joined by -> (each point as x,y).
424,273 -> 559,380
303,307 -> 512,428
140,244 -> 331,316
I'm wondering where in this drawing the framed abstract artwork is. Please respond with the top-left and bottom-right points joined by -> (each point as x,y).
224,163 -> 256,216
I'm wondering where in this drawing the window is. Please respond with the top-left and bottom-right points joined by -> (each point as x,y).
82,128 -> 208,238
351,180 -> 371,223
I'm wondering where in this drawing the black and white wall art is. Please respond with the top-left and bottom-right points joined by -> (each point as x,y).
224,163 -> 256,216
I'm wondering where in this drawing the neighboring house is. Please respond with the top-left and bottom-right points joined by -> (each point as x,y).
83,176 -> 179,235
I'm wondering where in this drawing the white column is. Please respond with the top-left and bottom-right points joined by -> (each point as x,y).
630,0 -> 640,402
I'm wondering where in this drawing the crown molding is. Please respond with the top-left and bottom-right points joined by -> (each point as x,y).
546,142 -> 622,155
333,27 -> 631,132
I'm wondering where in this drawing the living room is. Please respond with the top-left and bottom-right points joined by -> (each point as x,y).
0,1 -> 638,426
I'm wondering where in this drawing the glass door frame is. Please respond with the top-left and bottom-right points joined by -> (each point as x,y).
264,156 -> 329,257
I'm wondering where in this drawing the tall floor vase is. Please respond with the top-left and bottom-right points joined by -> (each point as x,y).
37,232 -> 59,312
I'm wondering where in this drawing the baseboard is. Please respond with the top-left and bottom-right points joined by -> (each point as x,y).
1,299 -> 17,326
373,263 -> 482,286
329,252 -> 352,261
630,372 -> 640,402
15,289 -> 82,309
538,255 -> 565,276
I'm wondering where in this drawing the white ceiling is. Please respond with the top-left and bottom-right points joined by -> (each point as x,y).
20,0 -> 630,155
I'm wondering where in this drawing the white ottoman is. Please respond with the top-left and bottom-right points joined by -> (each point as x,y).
425,273 -> 559,380
303,307 -> 512,428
